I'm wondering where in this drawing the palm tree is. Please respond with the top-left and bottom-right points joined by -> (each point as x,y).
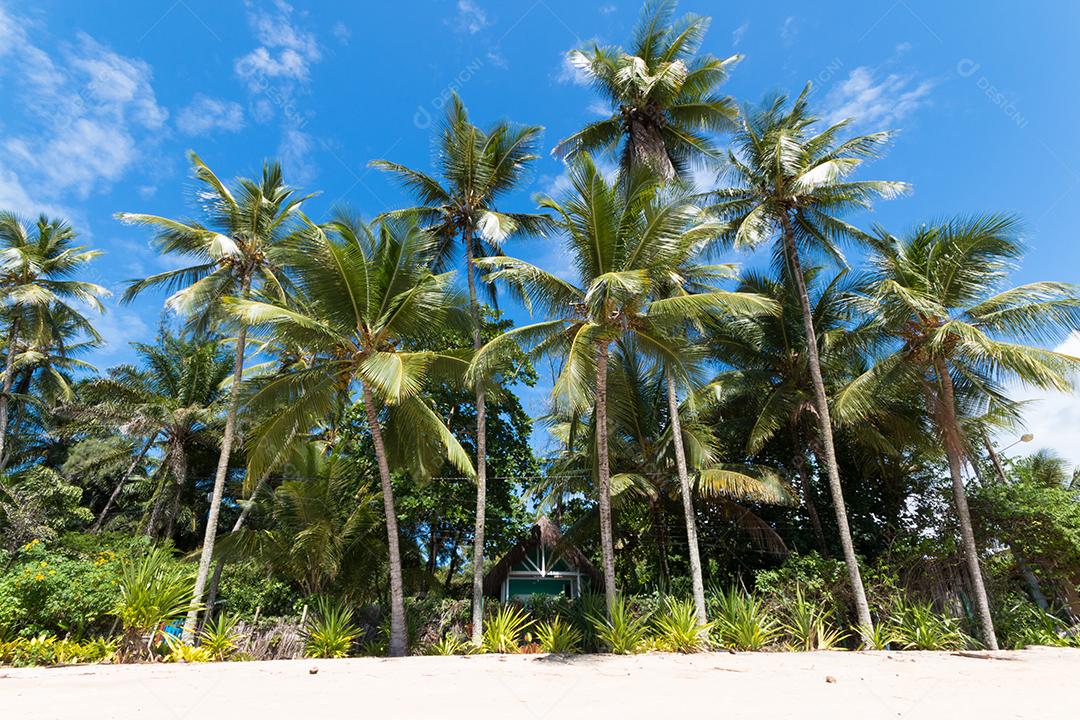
75,331 -> 231,538
554,0 -> 740,180
542,343 -> 793,619
223,213 -> 475,656
471,157 -> 767,611
118,152 -> 311,641
837,215 -> 1080,650
706,87 -> 909,640
0,213 -> 106,471
370,94 -> 549,644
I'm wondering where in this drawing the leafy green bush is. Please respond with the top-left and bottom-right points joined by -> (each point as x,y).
114,546 -> 198,661
651,598 -> 712,653
588,596 -> 650,655
303,597 -> 361,658
890,598 -> 970,650
199,613 -> 241,660
425,631 -> 474,656
482,604 -> 533,653
0,534 -> 155,639
535,617 -> 582,654
782,586 -> 848,651
710,587 -> 780,650
0,633 -> 117,667
993,595 -> 1076,649
216,561 -> 295,619
163,637 -> 213,663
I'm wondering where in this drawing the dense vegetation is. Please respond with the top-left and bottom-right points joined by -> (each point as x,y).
2,1 -> 1080,664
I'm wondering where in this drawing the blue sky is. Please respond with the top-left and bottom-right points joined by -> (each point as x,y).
1,0 -> 1078,463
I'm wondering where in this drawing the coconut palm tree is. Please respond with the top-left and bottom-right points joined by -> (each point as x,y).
222,213 -> 475,656
554,0 -> 740,180
471,157 -> 767,611
74,331 -> 231,538
118,153 -> 311,641
705,87 -> 909,640
0,213 -> 106,472
370,94 -> 550,644
836,215 -> 1080,650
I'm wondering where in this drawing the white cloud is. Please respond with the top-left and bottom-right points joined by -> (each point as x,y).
999,333 -> 1080,471
0,12 -> 167,203
453,0 -> 490,34
780,16 -> 797,45
234,0 -> 320,87
599,4 -> 617,14
732,22 -> 750,47
278,126 -> 317,185
331,21 -> 351,45
822,66 -> 934,128
176,95 -> 245,135
587,100 -> 610,117
92,298 -> 151,360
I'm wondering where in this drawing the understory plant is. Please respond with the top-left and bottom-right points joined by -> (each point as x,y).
589,596 -> 651,654
482,604 -> 533,653
113,547 -> 198,662
890,598 -> 970,650
535,616 -> 583,654
304,597 -> 361,659
710,587 -> 780,650
163,636 -> 213,663
652,597 -> 713,653
782,586 -> 848,650
426,631 -> 474,656
0,633 -> 117,666
199,613 -> 241,660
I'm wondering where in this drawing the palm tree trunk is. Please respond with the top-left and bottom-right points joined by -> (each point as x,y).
361,382 -> 407,657
0,367 -> 32,472
200,472 -> 272,630
628,117 -> 676,181
92,432 -> 158,533
934,359 -> 999,650
595,340 -> 617,612
465,232 -> 488,647
184,279 -> 251,643
666,370 -> 707,626
164,444 -> 186,541
790,424 -> 828,556
0,321 -> 19,471
781,220 -> 874,641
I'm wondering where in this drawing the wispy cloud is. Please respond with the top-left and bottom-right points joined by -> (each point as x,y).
599,4 -> 617,14
234,0 -> 320,86
780,16 -> 797,45
821,66 -> 934,129
557,52 -> 590,86
0,7 -> 166,208
732,21 -> 750,47
453,0 -> 490,35
176,95 -> 244,135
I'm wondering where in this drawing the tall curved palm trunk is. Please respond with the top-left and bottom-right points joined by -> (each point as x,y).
933,360 -> 998,650
0,321 -> 19,470
465,235 -> 489,646
665,370 -> 707,626
595,341 -> 617,611
183,280 -> 251,643
361,383 -> 408,657
781,224 -> 874,641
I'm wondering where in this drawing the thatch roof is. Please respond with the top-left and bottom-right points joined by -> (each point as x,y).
482,516 -> 602,597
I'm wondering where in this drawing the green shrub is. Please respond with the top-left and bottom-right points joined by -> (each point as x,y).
535,617 -> 582,654
0,633 -> 117,667
199,613 -> 240,660
993,596 -> 1075,649
588,596 -> 650,655
890,598 -> 970,650
0,534 -> 154,639
651,598 -> 712,653
425,631 -> 474,656
114,546 -> 198,661
304,597 -> 360,658
482,604 -> 533,653
858,620 -> 899,650
782,586 -> 848,651
163,636 -> 213,663
710,587 -> 780,651
216,561 -> 295,619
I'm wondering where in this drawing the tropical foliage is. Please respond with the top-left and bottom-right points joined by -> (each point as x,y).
1,0 -> 1079,667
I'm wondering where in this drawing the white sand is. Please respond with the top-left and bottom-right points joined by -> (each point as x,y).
2,647 -> 1077,719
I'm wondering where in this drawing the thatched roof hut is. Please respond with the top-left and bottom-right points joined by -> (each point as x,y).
483,516 -> 601,600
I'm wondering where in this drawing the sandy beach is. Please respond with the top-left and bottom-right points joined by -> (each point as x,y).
2,647 -> 1077,720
